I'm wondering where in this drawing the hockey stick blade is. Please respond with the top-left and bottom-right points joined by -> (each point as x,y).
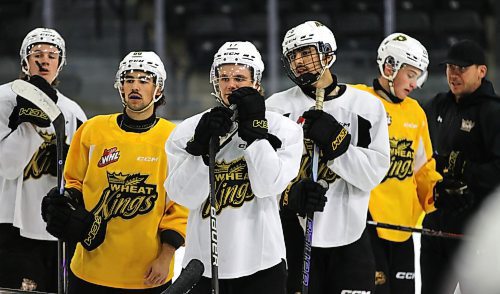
162,259 -> 204,294
11,79 -> 62,122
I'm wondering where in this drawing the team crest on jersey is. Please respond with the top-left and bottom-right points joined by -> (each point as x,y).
91,172 -> 157,221
201,157 -> 254,218
382,138 -> 414,182
282,139 -> 339,202
98,147 -> 120,167
460,119 -> 475,132
24,131 -> 62,180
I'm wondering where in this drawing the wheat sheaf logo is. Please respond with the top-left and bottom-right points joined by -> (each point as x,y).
383,138 -> 414,182
24,131 -> 59,180
201,157 -> 254,218
91,172 -> 158,220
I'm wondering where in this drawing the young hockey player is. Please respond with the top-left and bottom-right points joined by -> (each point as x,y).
266,21 -> 390,294
0,27 -> 86,292
41,51 -> 188,293
165,41 -> 303,294
353,33 -> 442,294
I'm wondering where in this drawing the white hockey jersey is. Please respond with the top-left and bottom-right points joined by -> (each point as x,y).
0,81 -> 87,240
165,110 -> 303,279
266,85 -> 390,247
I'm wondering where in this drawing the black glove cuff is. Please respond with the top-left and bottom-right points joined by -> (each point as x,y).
267,134 -> 282,150
160,230 -> 185,249
185,139 -> 208,157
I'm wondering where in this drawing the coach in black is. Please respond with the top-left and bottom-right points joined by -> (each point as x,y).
420,40 -> 500,293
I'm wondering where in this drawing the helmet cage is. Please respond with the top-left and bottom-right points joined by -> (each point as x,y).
282,42 -> 335,86
281,21 -> 337,86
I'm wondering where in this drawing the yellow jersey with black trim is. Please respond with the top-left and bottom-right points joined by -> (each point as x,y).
353,84 -> 442,242
64,113 -> 188,289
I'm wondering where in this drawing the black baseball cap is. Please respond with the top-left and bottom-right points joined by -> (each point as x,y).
441,40 -> 486,67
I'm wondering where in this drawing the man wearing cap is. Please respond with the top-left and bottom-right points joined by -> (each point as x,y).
420,39 -> 500,293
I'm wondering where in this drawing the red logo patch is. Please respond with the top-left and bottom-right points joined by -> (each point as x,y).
98,147 -> 120,167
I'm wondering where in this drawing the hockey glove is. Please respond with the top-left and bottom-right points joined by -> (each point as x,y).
281,179 -> 328,217
447,151 -> 467,180
185,106 -> 234,157
433,178 -> 474,213
8,75 -> 58,130
302,109 -> 351,161
43,187 -> 107,251
228,87 -> 268,144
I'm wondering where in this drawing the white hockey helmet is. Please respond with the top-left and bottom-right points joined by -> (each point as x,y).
282,21 -> 337,86
114,51 -> 167,105
20,28 -> 66,76
377,33 -> 429,90
210,41 -> 264,104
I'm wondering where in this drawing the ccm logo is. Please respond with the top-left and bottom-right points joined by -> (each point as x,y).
396,272 -> 415,280
137,156 -> 159,162
341,291 -> 371,294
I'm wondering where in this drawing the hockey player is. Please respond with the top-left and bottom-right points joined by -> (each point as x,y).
41,51 -> 188,293
352,33 -> 442,293
266,21 -> 390,294
165,41 -> 303,294
421,40 -> 500,293
0,28 -> 87,292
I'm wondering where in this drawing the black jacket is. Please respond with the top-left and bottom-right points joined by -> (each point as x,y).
424,79 -> 500,232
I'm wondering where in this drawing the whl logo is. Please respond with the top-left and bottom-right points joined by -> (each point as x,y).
98,147 -> 120,167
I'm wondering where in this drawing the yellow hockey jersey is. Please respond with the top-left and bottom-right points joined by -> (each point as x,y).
64,113 -> 188,289
353,84 -> 442,242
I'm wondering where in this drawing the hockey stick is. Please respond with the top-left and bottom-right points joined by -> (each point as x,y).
302,87 -> 325,294
161,259 -> 204,294
367,220 -> 465,240
11,79 -> 67,294
208,137 -> 219,294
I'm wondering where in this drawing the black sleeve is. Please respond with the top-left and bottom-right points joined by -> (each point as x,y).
160,229 -> 185,249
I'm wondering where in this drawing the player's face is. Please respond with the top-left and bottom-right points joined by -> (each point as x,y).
446,64 -> 486,99
286,45 -> 323,77
393,65 -> 422,99
216,64 -> 255,106
122,70 -> 159,112
26,43 -> 60,84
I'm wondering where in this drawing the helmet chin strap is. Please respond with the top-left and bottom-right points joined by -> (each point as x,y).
388,78 -> 397,96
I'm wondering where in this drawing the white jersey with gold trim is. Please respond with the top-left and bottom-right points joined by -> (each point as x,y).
0,81 -> 87,240
165,110 -> 303,279
266,85 -> 390,247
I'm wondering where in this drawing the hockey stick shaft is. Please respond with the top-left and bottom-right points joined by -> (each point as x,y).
11,79 -> 68,294
208,137 -> 219,294
367,220 -> 465,239
302,87 -> 325,294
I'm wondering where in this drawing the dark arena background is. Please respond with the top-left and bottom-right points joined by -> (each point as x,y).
0,0 -> 498,293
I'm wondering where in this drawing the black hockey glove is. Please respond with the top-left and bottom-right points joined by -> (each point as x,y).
8,75 -> 58,130
185,106 -> 233,157
433,178 -> 474,213
302,109 -> 351,161
434,151 -> 467,180
42,187 -> 107,251
280,179 -> 328,217
228,87 -> 268,145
